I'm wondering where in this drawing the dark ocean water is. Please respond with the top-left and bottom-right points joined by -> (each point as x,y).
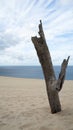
0,66 -> 73,80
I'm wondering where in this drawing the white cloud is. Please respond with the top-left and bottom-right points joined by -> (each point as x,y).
0,0 -> 73,65
60,0 -> 73,6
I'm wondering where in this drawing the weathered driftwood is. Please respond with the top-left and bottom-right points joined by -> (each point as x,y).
31,20 -> 70,114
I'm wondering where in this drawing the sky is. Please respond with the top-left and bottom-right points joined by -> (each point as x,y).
0,0 -> 73,66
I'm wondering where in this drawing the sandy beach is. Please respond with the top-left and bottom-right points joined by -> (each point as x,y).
0,76 -> 73,130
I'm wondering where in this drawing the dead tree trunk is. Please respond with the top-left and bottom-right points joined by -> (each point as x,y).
31,20 -> 70,114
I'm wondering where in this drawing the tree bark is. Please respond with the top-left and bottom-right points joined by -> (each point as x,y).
56,56 -> 70,91
31,20 -> 70,114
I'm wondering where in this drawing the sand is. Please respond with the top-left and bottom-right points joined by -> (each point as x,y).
0,76 -> 73,130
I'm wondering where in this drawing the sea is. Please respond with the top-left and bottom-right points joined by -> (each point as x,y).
0,66 -> 73,80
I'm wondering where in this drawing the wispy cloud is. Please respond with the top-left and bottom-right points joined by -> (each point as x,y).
0,0 -> 73,65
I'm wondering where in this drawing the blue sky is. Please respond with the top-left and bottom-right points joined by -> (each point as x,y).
0,0 -> 73,65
